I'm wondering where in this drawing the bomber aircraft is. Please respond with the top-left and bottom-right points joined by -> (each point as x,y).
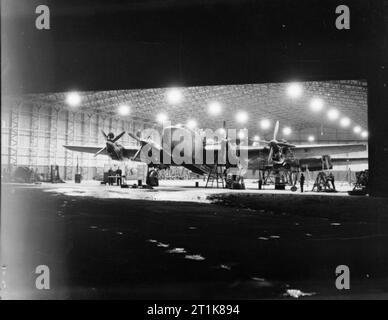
64,121 -> 367,186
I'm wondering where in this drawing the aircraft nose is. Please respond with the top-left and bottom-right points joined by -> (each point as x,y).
106,141 -> 115,152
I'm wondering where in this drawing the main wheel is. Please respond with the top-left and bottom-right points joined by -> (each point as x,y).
147,169 -> 159,187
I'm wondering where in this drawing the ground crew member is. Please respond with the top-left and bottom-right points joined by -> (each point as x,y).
108,168 -> 113,185
116,168 -> 122,186
300,173 -> 305,192
328,172 -> 336,190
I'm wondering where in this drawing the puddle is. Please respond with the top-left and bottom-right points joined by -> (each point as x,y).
167,248 -> 187,254
219,264 -> 231,271
157,242 -> 169,248
250,277 -> 273,288
185,254 -> 205,261
284,289 -> 316,298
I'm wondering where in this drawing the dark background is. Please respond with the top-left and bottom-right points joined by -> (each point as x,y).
2,0 -> 388,196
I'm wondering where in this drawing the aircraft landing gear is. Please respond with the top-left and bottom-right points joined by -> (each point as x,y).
146,168 -> 159,187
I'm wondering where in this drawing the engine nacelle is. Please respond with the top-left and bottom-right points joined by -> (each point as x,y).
299,155 -> 333,172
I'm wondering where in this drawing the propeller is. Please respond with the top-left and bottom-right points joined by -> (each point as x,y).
273,120 -> 280,140
128,132 -> 162,160
111,131 -> 126,143
94,130 -> 126,157
267,146 -> 274,164
128,132 -> 144,160
251,121 -> 296,164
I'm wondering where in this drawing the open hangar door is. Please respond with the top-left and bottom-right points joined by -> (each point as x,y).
3,0 -> 386,195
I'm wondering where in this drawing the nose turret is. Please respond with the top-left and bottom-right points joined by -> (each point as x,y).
107,132 -> 115,141
106,140 -> 115,153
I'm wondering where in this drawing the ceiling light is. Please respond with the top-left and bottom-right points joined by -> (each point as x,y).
310,98 -> 324,112
208,102 -> 222,116
167,88 -> 183,104
238,131 -> 245,139
287,83 -> 303,98
283,127 -> 292,136
156,113 -> 168,123
186,119 -> 197,129
118,104 -> 130,116
260,119 -> 271,130
340,117 -> 351,127
327,108 -> 339,121
66,92 -> 82,107
236,111 -> 248,124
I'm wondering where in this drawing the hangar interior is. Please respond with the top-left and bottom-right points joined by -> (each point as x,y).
1,80 -> 368,184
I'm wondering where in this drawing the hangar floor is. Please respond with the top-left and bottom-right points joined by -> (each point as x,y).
41,179 -> 355,202
2,181 -> 388,299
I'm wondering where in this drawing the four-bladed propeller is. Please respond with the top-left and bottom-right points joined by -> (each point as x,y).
127,132 -> 162,160
256,121 -> 296,163
94,130 -> 126,157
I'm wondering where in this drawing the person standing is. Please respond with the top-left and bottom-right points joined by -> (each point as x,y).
108,168 -> 113,185
328,172 -> 336,190
116,168 -> 122,186
300,173 -> 305,193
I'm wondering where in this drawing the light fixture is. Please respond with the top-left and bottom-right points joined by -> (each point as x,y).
186,119 -> 197,129
361,131 -> 368,138
253,135 -> 260,141
340,117 -> 351,127
238,131 -> 245,139
327,108 -> 339,121
287,83 -> 303,98
167,88 -> 183,104
118,104 -> 130,116
236,111 -> 248,124
353,126 -> 362,134
260,119 -> 271,130
208,101 -> 222,116
217,128 -> 226,135
156,113 -> 168,123
308,135 -> 315,142
66,92 -> 81,107
310,98 -> 324,112
283,127 -> 292,136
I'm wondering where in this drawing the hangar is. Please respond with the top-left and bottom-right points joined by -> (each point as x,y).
2,80 -> 368,185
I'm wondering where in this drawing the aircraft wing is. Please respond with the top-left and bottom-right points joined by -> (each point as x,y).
63,145 -> 108,155
292,143 -> 367,158
63,145 -> 140,158
331,157 -> 368,166
242,143 -> 366,157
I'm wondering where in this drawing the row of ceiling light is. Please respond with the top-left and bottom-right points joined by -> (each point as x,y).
65,84 -> 368,142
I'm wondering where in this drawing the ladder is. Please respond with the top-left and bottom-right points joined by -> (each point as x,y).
205,164 -> 225,188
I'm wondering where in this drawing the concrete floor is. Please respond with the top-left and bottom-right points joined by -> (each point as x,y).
40,179 -> 354,203
2,180 -> 388,299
